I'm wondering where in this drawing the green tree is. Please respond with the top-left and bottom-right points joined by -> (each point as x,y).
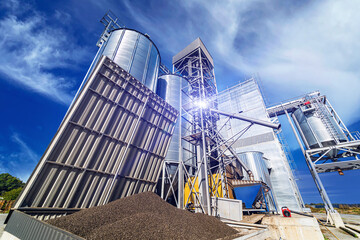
2,187 -> 23,200
0,173 -> 25,195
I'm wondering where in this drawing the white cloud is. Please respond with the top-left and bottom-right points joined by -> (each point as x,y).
0,2 -> 90,104
252,1 -> 360,124
123,0 -> 360,124
0,132 -> 40,181
54,10 -> 72,24
11,133 -> 39,164
122,1 -> 193,56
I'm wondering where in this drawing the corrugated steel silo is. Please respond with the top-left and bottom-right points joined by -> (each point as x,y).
157,74 -> 191,173
156,77 -> 167,100
102,29 -> 160,92
237,152 -> 271,187
292,105 -> 347,149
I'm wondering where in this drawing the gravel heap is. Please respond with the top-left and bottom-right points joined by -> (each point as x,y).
47,192 -> 237,240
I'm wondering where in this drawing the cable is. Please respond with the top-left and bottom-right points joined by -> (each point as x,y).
313,215 -> 340,240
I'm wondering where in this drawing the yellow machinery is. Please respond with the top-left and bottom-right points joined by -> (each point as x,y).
183,174 -> 234,208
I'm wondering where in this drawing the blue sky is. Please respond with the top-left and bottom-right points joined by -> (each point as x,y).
0,0 -> 359,203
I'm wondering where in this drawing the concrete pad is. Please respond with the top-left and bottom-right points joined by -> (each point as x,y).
320,225 -> 357,240
0,214 -> 8,239
261,214 -> 323,240
312,213 -> 360,226
233,229 -> 271,240
341,214 -> 360,225
329,212 -> 345,228
1,231 -> 19,240
347,224 -> 360,233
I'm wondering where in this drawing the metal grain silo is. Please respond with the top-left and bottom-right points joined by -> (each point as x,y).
157,75 -> 190,172
237,152 -> 271,187
292,104 -> 347,149
102,28 -> 160,92
156,77 -> 168,100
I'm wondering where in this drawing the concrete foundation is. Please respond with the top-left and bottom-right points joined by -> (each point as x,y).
233,229 -> 271,240
1,231 -> 19,240
328,211 -> 345,228
261,214 -> 323,240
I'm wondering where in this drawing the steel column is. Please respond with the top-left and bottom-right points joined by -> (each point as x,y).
285,109 -> 306,154
304,151 -> 335,212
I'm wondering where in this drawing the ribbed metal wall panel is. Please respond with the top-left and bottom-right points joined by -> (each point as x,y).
102,29 -> 160,92
14,56 -> 178,218
4,210 -> 83,240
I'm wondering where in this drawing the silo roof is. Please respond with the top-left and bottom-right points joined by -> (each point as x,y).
172,37 -> 214,67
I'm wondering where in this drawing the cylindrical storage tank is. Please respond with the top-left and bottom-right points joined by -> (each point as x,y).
238,152 -> 271,187
156,77 -> 168,100
157,75 -> 191,173
101,28 -> 160,92
292,107 -> 347,149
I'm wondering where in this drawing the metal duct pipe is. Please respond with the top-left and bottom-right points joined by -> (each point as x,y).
209,109 -> 281,130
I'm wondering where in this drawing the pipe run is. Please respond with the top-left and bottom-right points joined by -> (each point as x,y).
209,109 -> 281,130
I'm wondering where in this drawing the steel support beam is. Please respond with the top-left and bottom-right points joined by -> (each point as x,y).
304,151 -> 335,212
285,110 -> 306,154
286,109 -> 336,214
306,140 -> 360,153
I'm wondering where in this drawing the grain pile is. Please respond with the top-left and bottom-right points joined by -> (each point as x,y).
47,192 -> 237,240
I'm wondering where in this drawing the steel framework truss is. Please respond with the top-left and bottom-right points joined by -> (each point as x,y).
161,108 -> 279,214
161,39 -> 280,215
268,92 -> 360,226
173,44 -> 235,214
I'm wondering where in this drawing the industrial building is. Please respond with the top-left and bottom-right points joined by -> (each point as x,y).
217,79 -> 304,212
4,11 -> 360,239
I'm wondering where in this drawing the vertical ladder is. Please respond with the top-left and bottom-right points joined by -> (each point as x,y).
309,96 -> 341,144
